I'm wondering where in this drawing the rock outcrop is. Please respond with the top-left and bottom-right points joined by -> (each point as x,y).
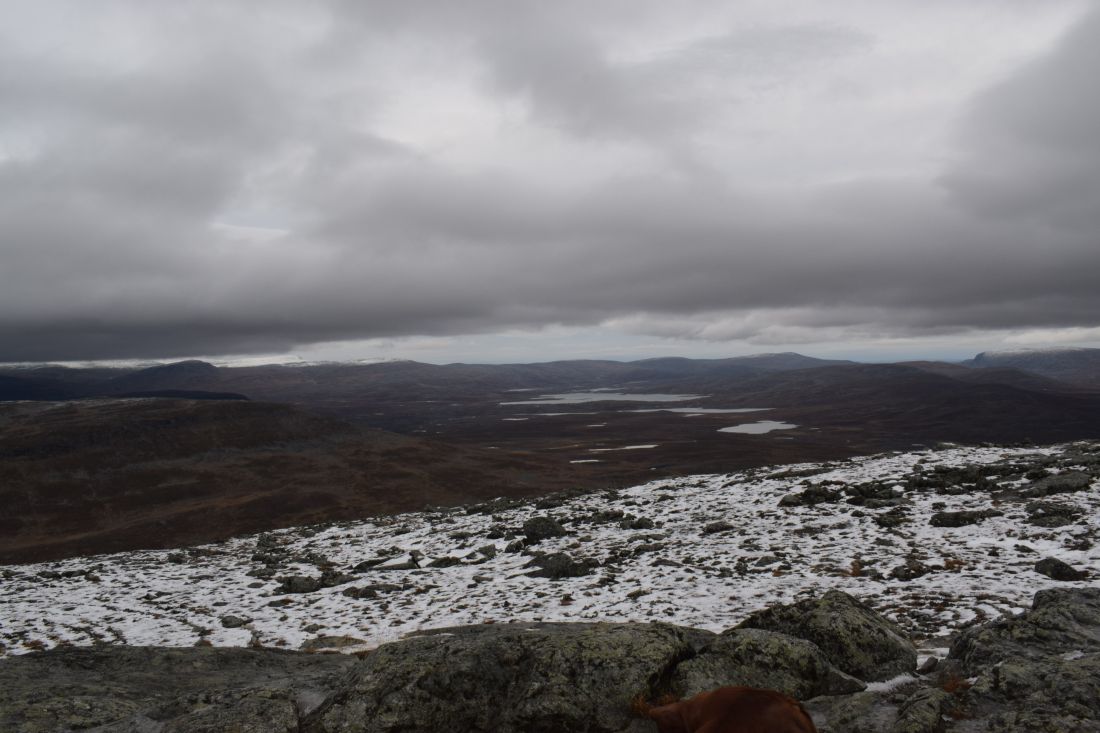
737,589 -> 918,681
311,622 -> 703,733
0,646 -> 358,733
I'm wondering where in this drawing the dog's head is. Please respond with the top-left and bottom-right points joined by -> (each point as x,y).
646,702 -> 689,733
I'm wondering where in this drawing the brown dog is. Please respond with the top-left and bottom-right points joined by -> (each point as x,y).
645,686 -> 817,733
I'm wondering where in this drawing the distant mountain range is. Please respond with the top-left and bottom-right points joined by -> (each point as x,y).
3,347 -> 1097,404
1,347 -> 1097,563
963,347 -> 1100,388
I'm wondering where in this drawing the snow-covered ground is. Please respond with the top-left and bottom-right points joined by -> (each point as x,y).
1,443 -> 1097,658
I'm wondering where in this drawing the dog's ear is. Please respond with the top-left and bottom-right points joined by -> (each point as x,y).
646,703 -> 690,733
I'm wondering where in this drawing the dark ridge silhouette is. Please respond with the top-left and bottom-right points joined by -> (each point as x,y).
114,390 -> 250,401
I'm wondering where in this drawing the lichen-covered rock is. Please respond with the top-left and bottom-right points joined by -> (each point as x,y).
805,690 -> 899,733
950,588 -> 1100,667
307,621 -> 705,733
945,588 -> 1100,731
737,590 -> 917,681
670,628 -> 865,700
0,646 -> 357,733
891,687 -> 951,733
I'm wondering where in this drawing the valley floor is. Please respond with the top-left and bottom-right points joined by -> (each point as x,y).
1,443 -> 1097,659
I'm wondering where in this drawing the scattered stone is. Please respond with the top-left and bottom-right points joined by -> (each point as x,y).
219,615 -> 250,629
620,516 -> 655,530
1025,500 -> 1084,528
352,557 -> 389,572
276,575 -> 323,594
1019,471 -> 1092,498
523,553 -> 598,579
342,583 -> 409,599
587,509 -> 625,524
702,520 -> 735,535
874,506 -> 910,528
521,516 -> 567,543
929,509 -> 1002,528
890,556 -> 933,581
779,485 -> 842,507
1034,557 -> 1088,581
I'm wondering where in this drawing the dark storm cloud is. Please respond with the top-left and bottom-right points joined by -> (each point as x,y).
0,2 -> 1097,361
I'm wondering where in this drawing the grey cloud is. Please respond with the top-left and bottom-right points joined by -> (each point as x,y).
1,2 -> 1098,361
942,7 -> 1100,232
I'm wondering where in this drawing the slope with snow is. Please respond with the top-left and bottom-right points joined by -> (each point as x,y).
1,443 -> 1096,659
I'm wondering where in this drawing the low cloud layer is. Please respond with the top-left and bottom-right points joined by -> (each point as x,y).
1,1 -> 1097,361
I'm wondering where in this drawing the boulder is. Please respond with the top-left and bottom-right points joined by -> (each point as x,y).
1025,500 -> 1084,528
220,614 -> 251,629
874,506 -> 910,528
778,486 -> 842,507
524,552 -> 598,579
1034,556 -> 1088,581
522,516 -> 568,543
702,520 -> 735,534
737,590 -> 916,681
308,621 -> 704,733
669,628 -> 865,700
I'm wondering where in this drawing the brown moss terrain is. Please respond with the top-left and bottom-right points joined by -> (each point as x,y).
2,355 -> 1099,564
0,399 -> 604,564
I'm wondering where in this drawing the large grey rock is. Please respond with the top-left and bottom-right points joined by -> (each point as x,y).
307,621 -> 705,733
945,588 -> 1100,731
0,646 -> 358,733
738,590 -> 917,681
949,588 -> 1100,672
670,628 -> 865,700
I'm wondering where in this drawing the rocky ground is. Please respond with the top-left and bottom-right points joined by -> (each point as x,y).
1,441 -> 1098,731
2,587 -> 1098,731
2,442 -> 1097,660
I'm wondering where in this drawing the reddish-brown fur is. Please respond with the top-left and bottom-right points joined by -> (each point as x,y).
645,686 -> 818,733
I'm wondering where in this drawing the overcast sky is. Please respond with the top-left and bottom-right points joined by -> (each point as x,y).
2,1 -> 1099,364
